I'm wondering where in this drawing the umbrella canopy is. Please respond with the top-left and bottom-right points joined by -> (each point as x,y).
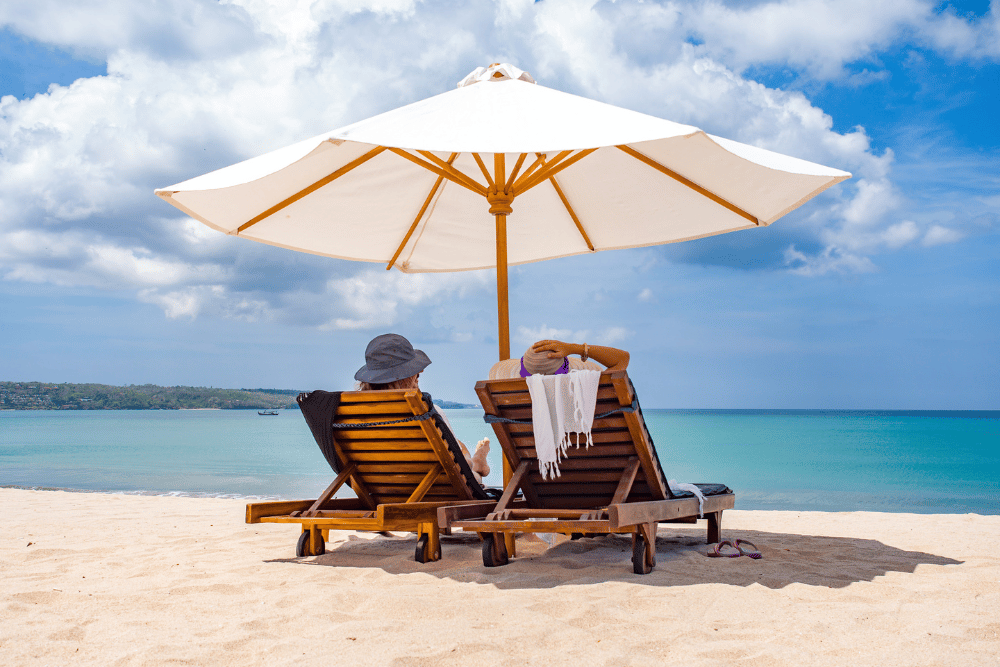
156,63 -> 850,359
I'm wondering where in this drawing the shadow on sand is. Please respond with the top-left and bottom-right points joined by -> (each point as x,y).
264,525 -> 962,590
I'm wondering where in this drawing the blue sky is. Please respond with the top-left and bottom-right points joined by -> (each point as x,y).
0,0 -> 997,408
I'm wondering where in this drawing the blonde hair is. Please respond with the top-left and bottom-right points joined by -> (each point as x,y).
358,374 -> 420,391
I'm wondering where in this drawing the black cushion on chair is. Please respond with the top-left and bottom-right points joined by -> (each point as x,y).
297,390 -> 343,473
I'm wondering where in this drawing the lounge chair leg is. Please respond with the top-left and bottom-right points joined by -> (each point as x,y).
482,533 -> 510,567
631,523 -> 656,575
297,526 -> 325,558
415,522 -> 442,563
707,511 -> 723,544
504,533 -> 516,558
309,525 -> 325,556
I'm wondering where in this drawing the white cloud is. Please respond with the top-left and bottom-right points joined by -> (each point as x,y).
511,323 -> 629,348
638,288 -> 654,302
596,326 -> 630,345
882,220 -> 920,249
515,325 -> 589,346
0,0 -> 989,324
323,269 -> 489,330
784,244 -> 877,276
138,285 -> 270,321
922,225 -> 964,247
661,0 -> 1000,81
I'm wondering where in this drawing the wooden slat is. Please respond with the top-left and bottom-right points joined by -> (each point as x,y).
334,428 -> 426,440
335,401 -> 413,415
337,440 -> 437,452
338,390 -> 420,403
346,451 -> 440,462
535,482 -> 621,496
526,470 -> 633,484
508,430 -> 636,448
356,472 -> 438,484
514,444 -> 638,460
356,463 -> 437,474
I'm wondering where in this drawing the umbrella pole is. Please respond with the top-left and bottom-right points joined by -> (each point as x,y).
491,154 -> 517,558
495,210 -> 517,556
496,213 -> 510,362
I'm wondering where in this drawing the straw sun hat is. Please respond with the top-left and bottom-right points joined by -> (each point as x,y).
489,346 -> 601,380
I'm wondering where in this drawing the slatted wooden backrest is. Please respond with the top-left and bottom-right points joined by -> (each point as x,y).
476,371 -> 668,510
331,390 -> 478,507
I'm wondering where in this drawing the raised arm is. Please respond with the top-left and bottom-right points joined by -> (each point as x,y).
530,339 -> 629,372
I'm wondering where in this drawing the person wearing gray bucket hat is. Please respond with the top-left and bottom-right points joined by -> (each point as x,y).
355,333 -> 432,387
355,333 -> 491,481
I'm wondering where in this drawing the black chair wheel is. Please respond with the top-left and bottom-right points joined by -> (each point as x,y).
296,530 -> 325,557
632,532 -> 653,575
415,534 -> 440,563
482,533 -> 509,567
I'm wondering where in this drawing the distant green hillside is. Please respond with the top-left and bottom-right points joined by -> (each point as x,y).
0,382 -> 477,411
0,382 -> 298,410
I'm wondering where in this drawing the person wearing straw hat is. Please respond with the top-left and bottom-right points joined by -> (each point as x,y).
488,339 -> 629,379
356,333 -> 491,481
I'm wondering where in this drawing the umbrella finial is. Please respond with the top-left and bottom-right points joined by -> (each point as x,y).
457,63 -> 536,88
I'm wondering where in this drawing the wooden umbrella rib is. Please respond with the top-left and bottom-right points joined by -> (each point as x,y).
515,148 -> 597,195
388,148 -> 487,196
471,153 -> 495,190
549,175 -> 595,252
513,153 -> 546,189
617,145 -> 759,225
416,150 -> 489,195
513,150 -> 572,192
237,146 -> 387,234
504,153 -> 527,193
385,152 -> 457,270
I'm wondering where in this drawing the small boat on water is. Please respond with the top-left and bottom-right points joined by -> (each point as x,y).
257,410 -> 279,416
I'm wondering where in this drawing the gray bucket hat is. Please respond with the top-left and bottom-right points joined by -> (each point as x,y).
354,333 -> 432,384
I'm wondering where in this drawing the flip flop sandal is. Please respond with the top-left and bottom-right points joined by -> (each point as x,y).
707,540 -> 741,558
734,539 -> 762,559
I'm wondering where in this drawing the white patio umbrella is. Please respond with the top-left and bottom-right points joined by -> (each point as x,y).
156,63 -> 850,360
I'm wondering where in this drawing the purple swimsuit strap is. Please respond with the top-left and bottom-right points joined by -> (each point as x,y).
519,356 -> 570,377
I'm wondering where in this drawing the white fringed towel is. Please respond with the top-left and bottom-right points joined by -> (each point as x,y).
525,370 -> 601,479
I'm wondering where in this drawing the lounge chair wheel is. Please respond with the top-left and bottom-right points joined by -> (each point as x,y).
632,533 -> 653,575
296,530 -> 325,557
414,534 -> 441,563
482,533 -> 509,568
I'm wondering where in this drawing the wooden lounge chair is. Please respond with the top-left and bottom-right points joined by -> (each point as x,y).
246,389 -> 496,563
438,370 -> 735,574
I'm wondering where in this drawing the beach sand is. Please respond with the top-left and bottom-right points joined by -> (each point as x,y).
2,489 -> 998,666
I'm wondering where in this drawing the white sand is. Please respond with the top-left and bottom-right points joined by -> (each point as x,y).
2,489 -> 998,666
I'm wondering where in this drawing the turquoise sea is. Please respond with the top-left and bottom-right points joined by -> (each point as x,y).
1,409 -> 997,514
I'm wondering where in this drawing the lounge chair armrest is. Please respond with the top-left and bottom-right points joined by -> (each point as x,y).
246,498 -> 369,523
607,493 -> 736,529
437,500 -> 500,528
